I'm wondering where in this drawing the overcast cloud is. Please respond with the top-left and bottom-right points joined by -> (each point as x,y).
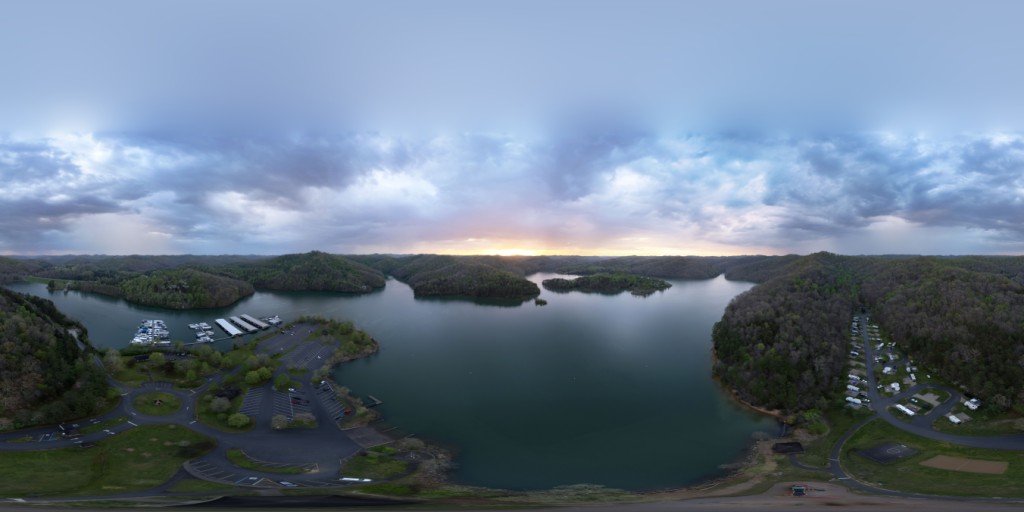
1,1 -> 1022,255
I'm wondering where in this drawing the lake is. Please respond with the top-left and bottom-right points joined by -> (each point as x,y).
6,273 -> 776,491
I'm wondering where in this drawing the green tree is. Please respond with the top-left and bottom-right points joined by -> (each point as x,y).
149,352 -> 166,367
244,370 -> 261,385
274,373 -> 290,392
209,396 -> 231,413
227,413 -> 250,428
257,366 -> 272,381
103,348 -> 123,373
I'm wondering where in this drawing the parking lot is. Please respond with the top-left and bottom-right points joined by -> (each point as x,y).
281,341 -> 333,369
272,388 -> 313,420
315,381 -> 351,422
238,386 -> 268,417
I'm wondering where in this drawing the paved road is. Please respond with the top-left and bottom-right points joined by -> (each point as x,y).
784,314 -> 1024,504
855,315 -> 1024,450
0,325 -> 368,491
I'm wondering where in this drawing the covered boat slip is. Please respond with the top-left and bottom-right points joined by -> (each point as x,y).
230,315 -> 258,333
240,313 -> 270,330
215,318 -> 243,337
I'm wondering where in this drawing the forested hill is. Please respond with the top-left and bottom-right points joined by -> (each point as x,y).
860,258 -> 1024,409
0,257 -> 46,284
4,252 -> 383,308
712,253 -> 857,413
712,252 -> 1024,415
119,269 -> 255,309
354,254 -> 540,298
0,288 -> 109,430
214,251 -> 386,293
542,273 -> 672,296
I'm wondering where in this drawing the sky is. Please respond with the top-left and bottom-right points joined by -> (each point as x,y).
1,1 -> 1023,256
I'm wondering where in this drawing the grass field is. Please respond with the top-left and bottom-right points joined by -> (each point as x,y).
933,409 -> 1024,437
165,478 -> 237,493
196,392 -> 252,433
842,419 -> 1024,497
339,450 -> 408,480
795,407 -> 871,467
0,424 -> 214,497
133,392 -> 181,416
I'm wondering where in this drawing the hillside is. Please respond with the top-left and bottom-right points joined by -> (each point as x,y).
120,269 -> 255,309
542,273 -> 672,296
712,253 -> 1024,414
217,251 -> 386,292
712,253 -> 856,413
375,255 -> 540,298
0,288 -> 109,430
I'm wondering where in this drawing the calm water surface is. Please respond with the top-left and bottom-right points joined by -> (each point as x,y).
6,273 -> 775,490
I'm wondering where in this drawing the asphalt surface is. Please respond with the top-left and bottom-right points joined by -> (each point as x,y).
0,324 -> 366,493
788,314 -> 1024,503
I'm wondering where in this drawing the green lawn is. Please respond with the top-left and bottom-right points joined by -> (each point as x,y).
842,418 -> 1024,497
0,424 -> 214,497
795,406 -> 872,467
933,411 -> 1024,436
339,451 -> 408,480
165,478 -> 237,493
133,392 -> 181,416
196,392 -> 253,433
113,365 -> 149,387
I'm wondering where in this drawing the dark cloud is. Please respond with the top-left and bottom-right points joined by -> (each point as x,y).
2,131 -> 1024,255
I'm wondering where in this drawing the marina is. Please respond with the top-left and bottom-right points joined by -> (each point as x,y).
240,314 -> 270,330
215,318 -> 243,337
126,314 -> 281,347
129,319 -> 171,345
230,315 -> 258,333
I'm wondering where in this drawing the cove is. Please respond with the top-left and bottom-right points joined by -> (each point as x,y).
5,273 -> 776,491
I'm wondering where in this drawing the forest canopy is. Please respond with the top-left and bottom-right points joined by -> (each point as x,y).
0,288 -> 109,430
712,252 -> 1024,414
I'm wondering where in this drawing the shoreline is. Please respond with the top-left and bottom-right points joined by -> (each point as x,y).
709,346 -> 790,422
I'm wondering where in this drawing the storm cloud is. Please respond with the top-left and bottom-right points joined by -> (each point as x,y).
1,131 -> 1022,256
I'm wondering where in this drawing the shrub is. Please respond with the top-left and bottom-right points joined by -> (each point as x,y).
209,397 -> 231,413
227,413 -> 250,428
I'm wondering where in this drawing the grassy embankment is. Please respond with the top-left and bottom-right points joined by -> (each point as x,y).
0,424 -> 213,497
794,406 -> 873,467
339,445 -> 408,480
842,418 -> 1024,497
933,406 -> 1024,436
133,392 -> 181,416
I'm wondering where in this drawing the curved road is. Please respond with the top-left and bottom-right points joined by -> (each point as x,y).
0,326 -> 370,492
783,314 -> 1024,503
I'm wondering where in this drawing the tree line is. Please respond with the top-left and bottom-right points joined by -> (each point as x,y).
712,252 -> 1024,415
0,288 -> 110,430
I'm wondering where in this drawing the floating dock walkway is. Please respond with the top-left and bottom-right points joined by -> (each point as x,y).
366,395 -> 383,408
215,318 -> 243,337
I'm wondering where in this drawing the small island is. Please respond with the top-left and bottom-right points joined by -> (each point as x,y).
541,273 -> 672,297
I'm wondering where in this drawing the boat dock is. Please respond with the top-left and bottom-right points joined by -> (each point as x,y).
366,395 -> 383,408
240,314 -> 269,330
229,316 -> 258,333
215,318 -> 243,337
